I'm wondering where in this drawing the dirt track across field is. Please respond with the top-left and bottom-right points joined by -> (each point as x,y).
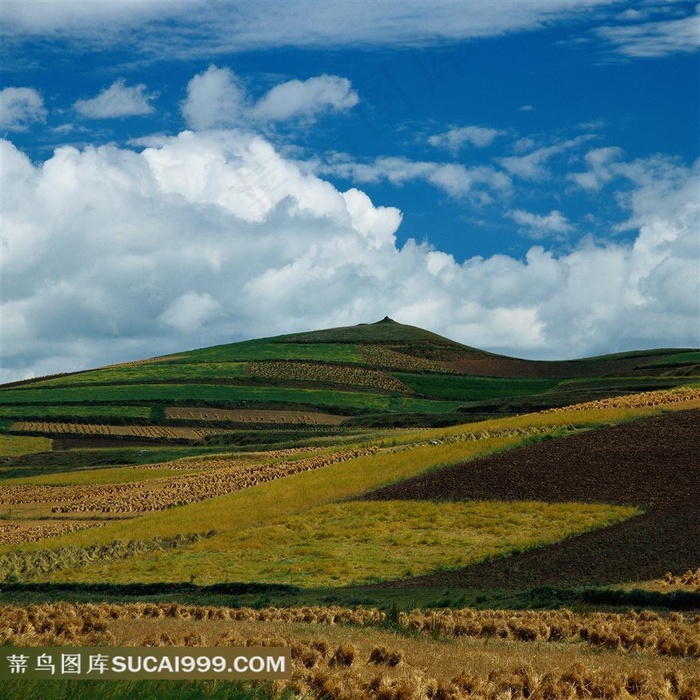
361,409 -> 700,588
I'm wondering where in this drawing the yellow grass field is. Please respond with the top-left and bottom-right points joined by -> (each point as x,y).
0,434 -> 52,457
206,500 -> 641,587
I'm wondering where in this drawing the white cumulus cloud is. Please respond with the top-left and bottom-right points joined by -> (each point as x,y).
181,66 -> 247,131
1,132 -> 697,382
252,75 -> 358,121
158,292 -> 223,334
181,66 -> 358,130
74,79 -> 157,119
0,87 -> 47,130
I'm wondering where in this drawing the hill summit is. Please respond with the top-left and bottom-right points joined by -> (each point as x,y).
274,316 -> 479,348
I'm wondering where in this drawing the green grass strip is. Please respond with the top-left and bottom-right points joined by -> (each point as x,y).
178,340 -> 364,363
394,373 -> 559,400
0,405 -> 151,420
0,384 -> 462,414
26,363 -> 247,388
0,680 -> 287,700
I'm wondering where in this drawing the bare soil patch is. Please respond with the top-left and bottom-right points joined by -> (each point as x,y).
361,409 -> 700,588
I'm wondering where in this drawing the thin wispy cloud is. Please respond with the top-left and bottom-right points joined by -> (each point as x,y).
3,1 -> 624,54
597,5 -> 700,58
499,136 -> 594,181
428,126 -> 506,152
508,209 -> 574,237
320,154 -> 511,203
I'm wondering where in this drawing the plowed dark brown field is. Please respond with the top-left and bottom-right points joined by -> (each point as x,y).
361,409 -> 700,589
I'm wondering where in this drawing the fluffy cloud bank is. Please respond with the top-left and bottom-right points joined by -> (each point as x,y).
1,131 -> 698,381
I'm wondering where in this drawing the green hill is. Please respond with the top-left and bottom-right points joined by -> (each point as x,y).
1,318 -> 698,448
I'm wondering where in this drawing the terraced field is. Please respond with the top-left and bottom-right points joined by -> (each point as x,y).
2,319 -> 697,446
1,319 -> 698,700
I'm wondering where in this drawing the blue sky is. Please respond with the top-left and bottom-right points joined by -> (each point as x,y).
1,1 -> 699,380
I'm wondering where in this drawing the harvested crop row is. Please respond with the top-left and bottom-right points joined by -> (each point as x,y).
0,521 -> 105,546
661,569 -> 700,587
133,446 -> 325,470
247,360 -> 410,392
398,608 -> 700,658
389,425 -> 564,453
358,344 -> 457,373
540,386 -> 700,413
0,532 -> 216,580
289,655 -> 699,700
0,479 -> 143,505
133,456 -> 257,471
166,407 -> 347,424
2,603 -> 696,657
50,447 -> 378,513
0,603 -> 384,640
11,422 -> 227,440
434,424 -> 561,444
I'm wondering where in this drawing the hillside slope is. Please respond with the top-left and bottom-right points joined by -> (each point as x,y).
1,318 -> 697,445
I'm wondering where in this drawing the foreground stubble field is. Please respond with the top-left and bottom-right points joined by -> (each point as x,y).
1,602 -> 699,699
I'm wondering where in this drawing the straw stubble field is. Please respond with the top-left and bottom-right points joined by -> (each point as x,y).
0,603 -> 698,699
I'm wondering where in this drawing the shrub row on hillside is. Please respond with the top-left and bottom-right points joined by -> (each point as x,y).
246,360 -> 410,392
358,344 -> 457,373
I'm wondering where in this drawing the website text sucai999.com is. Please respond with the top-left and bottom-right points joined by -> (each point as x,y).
0,647 -> 291,680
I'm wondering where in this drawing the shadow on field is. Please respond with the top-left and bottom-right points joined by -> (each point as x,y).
360,409 -> 700,589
